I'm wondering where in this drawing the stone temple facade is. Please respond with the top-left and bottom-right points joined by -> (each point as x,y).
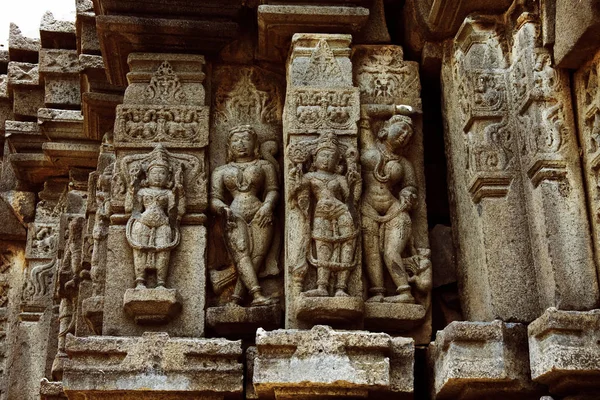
0,1 -> 599,399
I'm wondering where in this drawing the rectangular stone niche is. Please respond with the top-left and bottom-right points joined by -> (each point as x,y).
63,332 -> 243,400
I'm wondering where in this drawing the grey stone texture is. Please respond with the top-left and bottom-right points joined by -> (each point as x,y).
0,2 -> 600,400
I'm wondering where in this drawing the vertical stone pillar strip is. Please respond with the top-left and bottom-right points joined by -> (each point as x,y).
284,34 -> 363,329
442,16 -> 541,322
574,48 -> 600,296
103,53 -> 209,337
510,17 -> 599,311
352,45 -> 432,344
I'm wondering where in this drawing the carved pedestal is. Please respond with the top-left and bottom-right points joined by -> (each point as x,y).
528,308 -> 600,399
428,320 -> 542,400
63,332 -> 243,400
253,325 -> 414,399
123,287 -> 181,324
284,34 -> 364,330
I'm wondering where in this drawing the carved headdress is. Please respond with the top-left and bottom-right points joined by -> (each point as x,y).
147,145 -> 172,172
315,132 -> 340,155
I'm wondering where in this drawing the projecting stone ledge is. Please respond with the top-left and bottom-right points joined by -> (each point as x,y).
428,320 -> 543,400
63,332 -> 243,400
528,308 -> 600,399
253,325 -> 414,399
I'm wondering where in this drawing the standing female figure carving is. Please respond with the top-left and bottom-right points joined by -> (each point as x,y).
210,125 -> 279,307
125,145 -> 184,289
360,113 -> 418,303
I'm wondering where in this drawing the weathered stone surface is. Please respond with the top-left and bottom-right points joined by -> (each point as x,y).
38,109 -> 84,140
554,0 -> 600,69
8,23 -> 40,64
402,0 -> 513,55
40,12 -> 76,50
429,320 -> 542,399
63,332 -> 243,399
353,44 -> 431,343
206,65 -> 284,336
284,34 -> 364,330
528,308 -> 600,398
253,325 -> 414,398
442,15 -> 599,324
95,16 -> 238,87
257,4 -> 370,62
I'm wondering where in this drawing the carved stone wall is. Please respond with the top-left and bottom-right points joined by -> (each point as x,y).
0,2 -> 599,400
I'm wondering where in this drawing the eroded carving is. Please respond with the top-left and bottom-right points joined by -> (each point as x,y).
144,61 -> 185,104
360,113 -> 431,306
210,125 -> 280,307
123,145 -> 186,289
288,132 -> 361,298
116,106 -> 209,144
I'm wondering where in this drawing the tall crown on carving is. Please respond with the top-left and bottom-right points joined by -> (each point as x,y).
147,144 -> 172,172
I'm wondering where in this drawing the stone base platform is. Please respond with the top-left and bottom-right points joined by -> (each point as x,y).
63,332 -> 243,400
206,303 -> 281,337
123,287 -> 181,324
295,296 -> 363,327
253,325 -> 414,399
364,302 -> 426,332
428,320 -> 543,400
529,308 -> 600,399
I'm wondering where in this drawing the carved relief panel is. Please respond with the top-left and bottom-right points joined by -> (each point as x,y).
207,66 -> 285,337
353,45 -> 431,344
285,34 -> 363,330
103,54 -> 208,337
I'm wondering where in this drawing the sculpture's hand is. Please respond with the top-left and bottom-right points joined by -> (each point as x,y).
400,188 -> 417,210
255,204 -> 273,228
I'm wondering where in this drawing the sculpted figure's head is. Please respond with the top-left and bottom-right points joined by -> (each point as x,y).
379,115 -> 413,152
147,155 -> 172,188
227,125 -> 259,162
314,132 -> 341,173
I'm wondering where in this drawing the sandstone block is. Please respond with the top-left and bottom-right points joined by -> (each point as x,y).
528,308 -> 600,398
253,325 -> 414,399
428,320 -> 542,399
63,332 -> 243,399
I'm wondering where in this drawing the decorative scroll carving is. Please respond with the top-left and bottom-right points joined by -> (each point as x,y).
285,89 -> 360,135
354,46 -> 420,106
115,106 -> 209,144
213,68 -> 282,128
144,61 -> 185,104
301,39 -> 346,87
287,132 -> 361,297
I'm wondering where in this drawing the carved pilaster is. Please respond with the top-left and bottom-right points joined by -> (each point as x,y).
510,17 -> 598,312
442,16 -> 541,322
284,34 -> 363,329
574,48 -> 600,305
352,45 -> 432,344
103,54 -> 208,337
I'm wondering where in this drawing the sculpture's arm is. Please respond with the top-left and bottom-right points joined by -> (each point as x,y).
262,162 -> 279,210
209,168 -> 229,216
399,158 -> 418,210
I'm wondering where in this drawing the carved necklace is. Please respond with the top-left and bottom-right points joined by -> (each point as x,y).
231,159 -> 259,193
374,143 -> 401,184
